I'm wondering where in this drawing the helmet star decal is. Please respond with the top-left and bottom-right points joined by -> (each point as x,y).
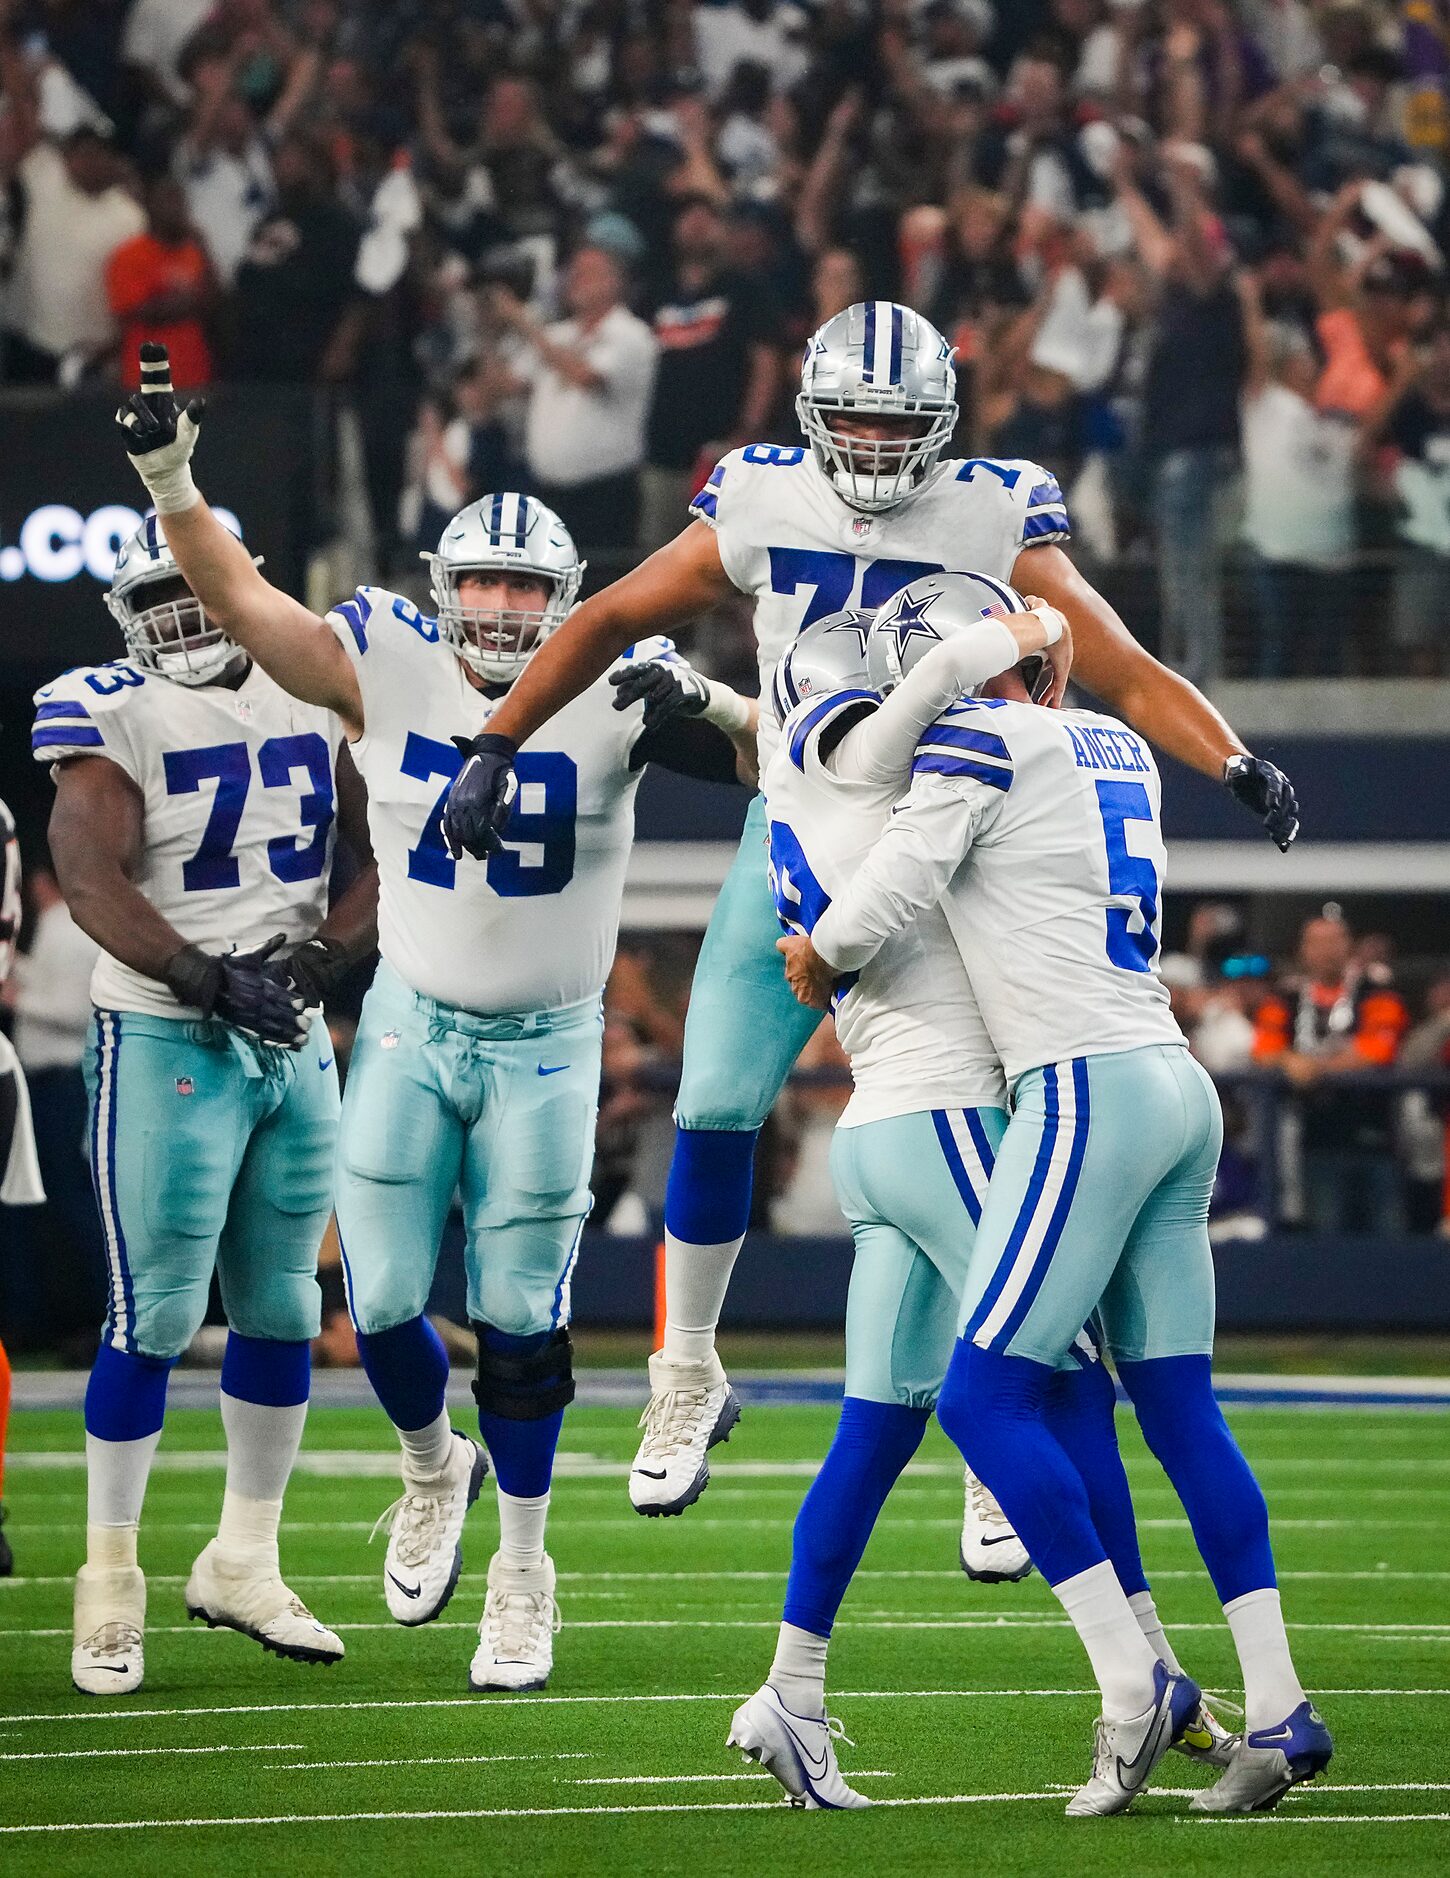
823,611 -> 873,657
885,589 -> 941,655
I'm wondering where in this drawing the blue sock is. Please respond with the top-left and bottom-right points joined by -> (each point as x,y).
937,1340 -> 1108,1588
782,1396 -> 930,1637
357,1315 -> 450,1432
1045,1358 -> 1149,1598
84,1341 -> 174,1442
664,1126 -> 756,1244
476,1328 -> 565,1499
1119,1355 -> 1276,1604
220,1331 -> 310,1407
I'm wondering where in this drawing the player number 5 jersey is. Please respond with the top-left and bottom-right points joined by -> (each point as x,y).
31,660 -> 342,1020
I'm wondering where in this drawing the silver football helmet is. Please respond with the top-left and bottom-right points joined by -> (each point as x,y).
105,514 -> 247,686
797,301 -> 959,512
770,609 -> 876,726
867,570 -> 1030,694
422,493 -> 584,683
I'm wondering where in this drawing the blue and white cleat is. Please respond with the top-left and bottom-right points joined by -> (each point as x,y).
1065,1661 -> 1202,1817
1190,1701 -> 1333,1812
727,1683 -> 872,1809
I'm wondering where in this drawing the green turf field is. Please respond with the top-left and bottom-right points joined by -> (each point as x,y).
3,1398 -> 1448,1875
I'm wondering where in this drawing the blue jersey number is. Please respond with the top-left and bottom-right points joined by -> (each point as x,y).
1095,779 -> 1159,972
767,550 -> 945,632
767,818 -> 829,935
85,666 -> 145,696
401,735 -> 577,897
955,459 -> 1021,490
164,733 -> 334,893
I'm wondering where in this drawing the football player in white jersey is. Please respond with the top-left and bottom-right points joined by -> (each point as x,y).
439,299 -> 1301,1538
779,587 -> 1331,1817
116,344 -> 759,1692
31,515 -> 379,1695
734,583 -> 1229,1806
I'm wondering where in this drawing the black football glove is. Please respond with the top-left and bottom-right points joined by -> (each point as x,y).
279,934 -> 352,1008
163,933 -> 310,1049
441,732 -> 518,860
116,343 -> 206,488
609,659 -> 710,732
1223,754 -> 1299,852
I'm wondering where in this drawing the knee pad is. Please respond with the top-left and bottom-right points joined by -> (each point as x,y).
227,1272 -> 323,1346
472,1323 -> 575,1420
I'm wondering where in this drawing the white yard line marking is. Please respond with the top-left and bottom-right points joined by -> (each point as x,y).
567,1771 -> 895,1785
3,1743 -> 304,1763
270,1754 -> 592,1772
1189,1813 -> 1450,1826
10,1515 -> 1449,1534
4,1689 -> 1446,1727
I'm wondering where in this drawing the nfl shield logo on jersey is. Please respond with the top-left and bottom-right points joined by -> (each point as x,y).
852,516 -> 873,540
175,1076 -> 195,1096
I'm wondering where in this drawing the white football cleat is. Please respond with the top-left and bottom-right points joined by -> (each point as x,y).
72,1563 -> 145,1695
629,1350 -> 741,1516
1190,1701 -> 1334,1813
960,1464 -> 1032,1582
373,1431 -> 488,1624
469,1552 -> 559,1692
1173,1692 -> 1241,1768
1066,1662 -> 1202,1817
184,1540 -> 344,1664
727,1683 -> 872,1809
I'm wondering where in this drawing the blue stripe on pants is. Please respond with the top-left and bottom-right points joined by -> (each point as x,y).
963,1065 -> 1061,1342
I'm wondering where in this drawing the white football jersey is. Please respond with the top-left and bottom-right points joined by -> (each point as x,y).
327,587 -> 653,1014
764,688 -> 1006,1127
31,660 -> 342,1020
814,699 -> 1184,1084
690,445 -> 1069,762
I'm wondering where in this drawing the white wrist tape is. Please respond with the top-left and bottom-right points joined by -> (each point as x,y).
701,680 -> 753,735
140,462 -> 201,515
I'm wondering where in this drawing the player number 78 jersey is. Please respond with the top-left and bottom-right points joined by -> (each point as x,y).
691,444 -> 1070,764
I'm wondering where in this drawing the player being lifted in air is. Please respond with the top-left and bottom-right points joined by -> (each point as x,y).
730,579 -> 1232,1806
118,344 -> 758,1692
438,300 -> 1300,1556
778,586 -> 1331,1817
32,514 -> 379,1695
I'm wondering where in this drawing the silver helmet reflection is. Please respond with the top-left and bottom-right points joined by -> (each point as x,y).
422,493 -> 584,683
867,571 -> 1030,694
797,301 -> 959,513
105,514 -> 244,686
770,609 -> 876,726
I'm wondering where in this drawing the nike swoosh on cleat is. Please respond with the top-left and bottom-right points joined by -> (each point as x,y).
90,1663 -> 133,1674
387,1572 -> 422,1599
537,1065 -> 566,1077
1250,1723 -> 1295,1744
634,1468 -> 667,1480
978,1534 -> 1020,1547
1116,1707 -> 1174,1787
776,1713 -> 830,1781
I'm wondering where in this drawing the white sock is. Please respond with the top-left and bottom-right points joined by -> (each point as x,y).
215,1489 -> 283,1565
769,1620 -> 829,1718
1224,1588 -> 1307,1732
397,1409 -> 454,1483
220,1392 -> 307,1501
496,1488 -> 550,1570
85,1430 -> 162,1566
662,1230 -> 745,1366
1052,1562 -> 1161,1721
1129,1589 -> 1184,1673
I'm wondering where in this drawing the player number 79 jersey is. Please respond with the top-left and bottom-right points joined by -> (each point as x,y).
763,688 -> 1006,1126
31,660 -> 342,1019
326,587 -> 658,1014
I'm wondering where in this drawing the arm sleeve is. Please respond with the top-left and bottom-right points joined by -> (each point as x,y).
828,618 -> 1023,785
631,714 -> 741,783
811,775 -> 990,973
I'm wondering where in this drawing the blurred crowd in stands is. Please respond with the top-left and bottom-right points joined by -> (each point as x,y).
3,844 -> 1449,1362
1,0 -> 1449,680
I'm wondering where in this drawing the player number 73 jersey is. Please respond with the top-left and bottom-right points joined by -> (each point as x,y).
763,688 -> 1005,1126
691,444 -> 1069,764
31,660 -> 342,1019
